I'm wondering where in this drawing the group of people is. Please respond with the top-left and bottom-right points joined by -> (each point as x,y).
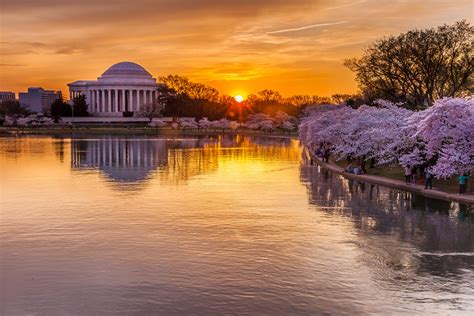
313,147 -> 471,196
403,166 -> 419,185
404,165 -> 470,195
314,146 -> 331,163
344,162 -> 367,175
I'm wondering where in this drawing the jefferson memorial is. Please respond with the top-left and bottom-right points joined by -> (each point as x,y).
68,62 -> 162,117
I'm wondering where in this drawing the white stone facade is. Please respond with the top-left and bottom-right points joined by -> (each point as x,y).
68,62 -> 161,117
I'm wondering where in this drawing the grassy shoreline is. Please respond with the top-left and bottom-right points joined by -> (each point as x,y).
333,159 -> 464,195
310,154 -> 473,205
0,126 -> 298,138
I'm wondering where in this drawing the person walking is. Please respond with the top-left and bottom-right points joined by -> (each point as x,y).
458,174 -> 470,195
404,166 -> 412,184
411,166 -> 417,184
424,170 -> 433,189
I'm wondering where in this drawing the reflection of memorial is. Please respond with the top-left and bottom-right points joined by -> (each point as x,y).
70,135 -> 302,185
70,137 -> 220,184
299,163 -> 474,278
71,138 -> 168,182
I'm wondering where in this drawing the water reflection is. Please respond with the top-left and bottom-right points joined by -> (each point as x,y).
300,164 -> 474,288
1,135 -> 472,315
71,138 -> 169,182
69,135 -> 300,185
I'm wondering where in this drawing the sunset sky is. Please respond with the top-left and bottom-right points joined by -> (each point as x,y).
0,0 -> 472,98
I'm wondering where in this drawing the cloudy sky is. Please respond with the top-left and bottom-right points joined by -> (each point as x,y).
0,0 -> 472,98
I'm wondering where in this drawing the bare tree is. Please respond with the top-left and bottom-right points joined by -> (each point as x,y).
258,89 -> 282,103
345,20 -> 473,108
286,95 -> 331,106
158,74 -> 219,102
158,75 -> 191,95
187,83 -> 219,101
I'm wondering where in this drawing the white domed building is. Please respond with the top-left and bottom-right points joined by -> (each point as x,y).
68,62 -> 162,117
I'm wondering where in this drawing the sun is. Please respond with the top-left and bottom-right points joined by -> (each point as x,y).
234,95 -> 244,103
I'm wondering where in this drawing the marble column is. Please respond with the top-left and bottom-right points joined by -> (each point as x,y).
137,90 -> 141,111
92,90 -> 96,112
114,89 -> 118,112
95,89 -> 100,113
90,90 -> 93,113
95,90 -> 99,112
128,89 -> 133,112
104,90 -> 107,112
102,90 -> 106,113
87,91 -> 92,113
134,90 -> 138,112
103,90 -> 107,113
95,90 -> 98,113
122,89 -> 126,112
117,90 -> 121,112
108,89 -> 112,113
135,90 -> 140,112
93,90 -> 97,112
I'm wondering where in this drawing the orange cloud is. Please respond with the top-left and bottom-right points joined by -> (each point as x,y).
0,0 -> 472,98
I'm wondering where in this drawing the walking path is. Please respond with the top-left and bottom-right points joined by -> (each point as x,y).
308,152 -> 474,205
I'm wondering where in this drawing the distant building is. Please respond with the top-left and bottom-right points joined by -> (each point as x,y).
68,61 -> 163,117
19,87 -> 62,113
0,91 -> 16,103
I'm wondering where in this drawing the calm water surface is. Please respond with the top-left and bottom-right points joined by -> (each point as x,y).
0,135 -> 473,315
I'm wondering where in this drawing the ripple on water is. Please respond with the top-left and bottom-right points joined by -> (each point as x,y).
0,135 -> 473,315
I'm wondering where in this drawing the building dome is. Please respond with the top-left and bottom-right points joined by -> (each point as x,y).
96,61 -> 157,85
101,61 -> 152,78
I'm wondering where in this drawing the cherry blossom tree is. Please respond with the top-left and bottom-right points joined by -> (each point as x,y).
246,113 -> 275,131
148,119 -> 166,128
198,117 -> 211,130
139,100 -> 164,122
274,110 -> 296,133
333,101 -> 413,163
280,121 -> 295,133
299,105 -> 352,153
179,117 -> 198,129
2,116 -> 15,126
4,114 -> 56,127
400,97 -> 474,178
299,97 -> 473,179
229,121 -> 239,130
211,118 -> 230,131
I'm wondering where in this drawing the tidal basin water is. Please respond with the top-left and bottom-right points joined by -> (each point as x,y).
0,135 -> 473,315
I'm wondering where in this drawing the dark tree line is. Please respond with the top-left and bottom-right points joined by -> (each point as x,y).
345,20 -> 473,109
50,95 -> 88,117
0,101 -> 30,117
158,75 -> 332,120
